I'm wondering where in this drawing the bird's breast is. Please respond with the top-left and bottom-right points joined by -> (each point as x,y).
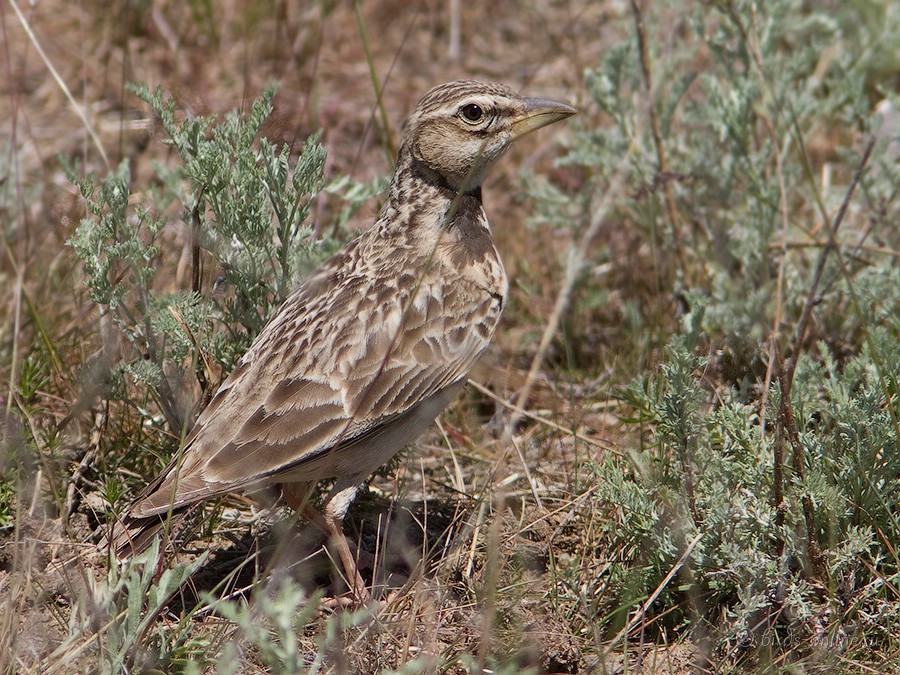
436,197 -> 508,302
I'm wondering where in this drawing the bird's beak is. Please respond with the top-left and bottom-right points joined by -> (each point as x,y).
511,97 -> 578,139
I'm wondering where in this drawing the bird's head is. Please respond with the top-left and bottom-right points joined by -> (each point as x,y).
400,80 -> 577,194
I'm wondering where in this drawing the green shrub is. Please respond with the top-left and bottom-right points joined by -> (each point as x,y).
532,0 -> 900,668
67,84 -> 331,467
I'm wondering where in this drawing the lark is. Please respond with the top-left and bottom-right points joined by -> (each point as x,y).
110,80 -> 575,598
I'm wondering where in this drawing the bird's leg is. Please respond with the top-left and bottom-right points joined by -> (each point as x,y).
296,503 -> 369,604
325,508 -> 369,604
283,484 -> 368,603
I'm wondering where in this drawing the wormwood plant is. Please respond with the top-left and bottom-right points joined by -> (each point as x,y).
60,540 -> 208,674
211,579 -> 322,675
531,0 -> 900,669
67,84 -> 331,473
209,579 -> 364,675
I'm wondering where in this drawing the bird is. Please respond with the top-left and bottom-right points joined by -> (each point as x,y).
109,80 -> 576,600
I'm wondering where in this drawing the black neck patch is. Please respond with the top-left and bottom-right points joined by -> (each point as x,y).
444,193 -> 494,263
408,156 -> 483,203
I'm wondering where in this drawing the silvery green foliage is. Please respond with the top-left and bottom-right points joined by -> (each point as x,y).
67,85 -> 330,433
598,318 -> 899,658
209,579 -> 371,675
530,0 -> 900,663
65,540 -> 208,674
210,579 -> 321,675
134,84 -> 327,338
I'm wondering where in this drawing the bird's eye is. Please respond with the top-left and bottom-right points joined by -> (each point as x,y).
460,103 -> 484,123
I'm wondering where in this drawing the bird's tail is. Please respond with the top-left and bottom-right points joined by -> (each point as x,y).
104,508 -> 192,561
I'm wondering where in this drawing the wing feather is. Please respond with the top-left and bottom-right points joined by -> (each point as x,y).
128,234 -> 502,518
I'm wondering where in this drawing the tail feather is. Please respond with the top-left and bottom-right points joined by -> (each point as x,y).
105,508 -> 191,560
104,451 -> 201,560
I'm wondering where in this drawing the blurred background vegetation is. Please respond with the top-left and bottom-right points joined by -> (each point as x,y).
2,0 -> 899,672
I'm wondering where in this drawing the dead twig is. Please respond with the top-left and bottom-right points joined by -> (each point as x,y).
604,531 -> 704,650
630,0 -> 690,284
771,139 -> 874,578
775,349 -> 823,576
62,408 -> 105,524
784,137 -> 876,389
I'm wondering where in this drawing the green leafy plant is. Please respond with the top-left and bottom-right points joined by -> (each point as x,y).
210,579 -> 324,675
528,0 -> 900,669
60,539 -> 209,674
67,85 -> 330,438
